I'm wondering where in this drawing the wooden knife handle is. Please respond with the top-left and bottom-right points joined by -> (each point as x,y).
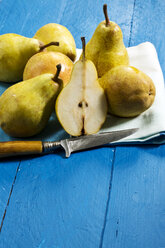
0,141 -> 43,158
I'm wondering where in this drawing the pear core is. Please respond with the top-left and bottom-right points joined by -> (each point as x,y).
56,60 -> 107,136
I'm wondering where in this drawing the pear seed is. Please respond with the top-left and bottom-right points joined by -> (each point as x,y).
78,102 -> 82,107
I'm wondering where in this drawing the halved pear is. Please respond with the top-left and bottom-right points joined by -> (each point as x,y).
55,37 -> 107,136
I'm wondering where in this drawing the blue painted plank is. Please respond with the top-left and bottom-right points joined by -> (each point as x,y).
0,0 -> 15,32
129,0 -> 165,77
0,0 -> 23,232
0,160 -> 19,225
0,148 -> 115,248
0,0 -> 134,141
102,0 -> 165,247
0,0 -> 134,48
0,0 -> 135,247
102,146 -> 165,248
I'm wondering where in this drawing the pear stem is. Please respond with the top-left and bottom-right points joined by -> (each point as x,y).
53,64 -> 61,82
81,37 -> 86,61
39,41 -> 59,51
103,4 -> 110,26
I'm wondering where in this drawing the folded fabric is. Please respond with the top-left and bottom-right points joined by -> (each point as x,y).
76,42 -> 165,144
0,42 -> 165,144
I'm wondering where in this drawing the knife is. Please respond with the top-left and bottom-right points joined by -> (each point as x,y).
0,128 -> 138,158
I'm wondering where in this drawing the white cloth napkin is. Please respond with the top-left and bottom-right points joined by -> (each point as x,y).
76,42 -> 165,144
1,43 -> 165,144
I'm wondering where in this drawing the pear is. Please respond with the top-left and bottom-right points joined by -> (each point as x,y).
99,66 -> 156,117
83,4 -> 129,77
0,65 -> 62,137
0,33 -> 59,82
55,37 -> 107,136
23,51 -> 73,87
34,23 -> 77,62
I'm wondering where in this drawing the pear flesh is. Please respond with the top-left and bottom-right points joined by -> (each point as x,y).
56,60 -> 107,136
99,66 -> 156,117
34,23 -> 77,62
0,34 -> 44,82
0,74 -> 60,137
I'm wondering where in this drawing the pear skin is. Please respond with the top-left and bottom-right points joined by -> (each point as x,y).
34,23 -> 77,61
99,66 -> 156,117
0,73 -> 62,137
0,33 -> 59,83
82,5 -> 129,77
55,37 -> 107,136
0,34 -> 42,82
23,51 -> 73,87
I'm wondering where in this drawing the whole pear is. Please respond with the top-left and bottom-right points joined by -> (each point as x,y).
99,65 -> 156,117
0,33 -> 59,82
56,37 -> 107,136
83,4 -> 129,77
34,23 -> 76,61
23,51 -> 73,87
0,65 -> 62,137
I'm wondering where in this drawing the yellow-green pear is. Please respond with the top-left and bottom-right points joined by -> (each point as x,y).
99,66 -> 156,117
56,37 -> 107,136
23,51 -> 73,87
0,65 -> 62,137
83,4 -> 129,77
0,33 -> 59,82
34,23 -> 76,61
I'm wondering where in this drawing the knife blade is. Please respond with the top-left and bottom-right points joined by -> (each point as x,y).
0,128 -> 138,158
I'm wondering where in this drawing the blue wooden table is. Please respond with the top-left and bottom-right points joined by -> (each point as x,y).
0,0 -> 165,247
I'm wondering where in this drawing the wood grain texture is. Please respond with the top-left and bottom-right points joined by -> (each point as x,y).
0,0 -> 135,246
0,161 -> 19,224
0,0 -> 22,234
102,1 -> 165,247
0,0 -> 165,248
0,148 -> 115,248
0,2 -> 135,247
0,141 -> 43,158
129,0 -> 165,75
102,146 -> 165,248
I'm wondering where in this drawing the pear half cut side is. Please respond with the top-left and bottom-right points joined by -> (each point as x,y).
55,59 -> 107,136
